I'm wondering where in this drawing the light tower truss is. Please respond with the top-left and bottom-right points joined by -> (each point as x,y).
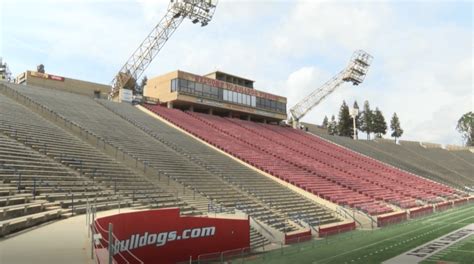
289,50 -> 373,127
109,0 -> 218,99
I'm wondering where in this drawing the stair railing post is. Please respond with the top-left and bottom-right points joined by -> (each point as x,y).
79,160 -> 83,175
108,223 -> 114,264
33,178 -> 36,200
17,172 -> 22,193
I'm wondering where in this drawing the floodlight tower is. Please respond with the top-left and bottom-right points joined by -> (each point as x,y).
109,0 -> 218,100
0,58 -> 12,82
289,50 -> 373,128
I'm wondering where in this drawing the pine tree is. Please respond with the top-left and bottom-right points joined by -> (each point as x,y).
358,100 -> 373,140
390,112 -> 404,142
373,107 -> 387,138
322,116 -> 329,128
337,101 -> 353,137
328,115 -> 338,135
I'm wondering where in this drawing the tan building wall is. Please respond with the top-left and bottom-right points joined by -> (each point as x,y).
144,70 -> 287,121
17,71 -> 110,98
144,71 -> 179,102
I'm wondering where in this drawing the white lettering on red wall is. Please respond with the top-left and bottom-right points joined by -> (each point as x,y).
112,227 -> 216,254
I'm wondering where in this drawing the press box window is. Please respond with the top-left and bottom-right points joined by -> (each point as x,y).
195,83 -> 203,95
171,79 -> 177,92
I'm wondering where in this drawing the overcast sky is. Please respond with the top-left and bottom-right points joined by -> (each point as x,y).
1,0 -> 472,145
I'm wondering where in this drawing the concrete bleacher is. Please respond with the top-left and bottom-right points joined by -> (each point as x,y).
0,89 -> 208,236
0,83 -> 338,241
310,130 -> 474,189
0,133 -> 110,236
0,91 -> 191,212
399,142 -> 474,185
143,105 -> 464,216
451,150 -> 474,166
99,100 -> 340,228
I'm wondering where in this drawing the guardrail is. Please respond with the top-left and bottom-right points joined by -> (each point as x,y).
196,247 -> 251,263
87,202 -> 144,264
336,206 -> 363,227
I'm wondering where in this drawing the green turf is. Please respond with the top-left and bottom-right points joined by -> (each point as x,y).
421,235 -> 474,264
244,203 -> 474,264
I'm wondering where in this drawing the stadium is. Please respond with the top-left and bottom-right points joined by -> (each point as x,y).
0,1 -> 473,264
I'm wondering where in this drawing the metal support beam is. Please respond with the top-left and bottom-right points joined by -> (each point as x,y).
109,0 -> 218,100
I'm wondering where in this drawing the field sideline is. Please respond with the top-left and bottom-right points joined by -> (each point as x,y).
245,203 -> 474,264
421,233 -> 474,264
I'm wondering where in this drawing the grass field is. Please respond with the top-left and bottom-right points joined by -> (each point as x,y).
244,203 -> 474,264
421,234 -> 474,264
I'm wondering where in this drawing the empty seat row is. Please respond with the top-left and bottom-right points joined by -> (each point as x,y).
144,104 -> 464,216
100,100 -> 340,227
1,83 -> 322,233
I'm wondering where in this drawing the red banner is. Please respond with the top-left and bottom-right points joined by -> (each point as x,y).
30,71 -> 65,82
377,212 -> 407,227
436,202 -> 452,212
409,206 -> 433,219
319,222 -> 356,237
94,208 -> 250,264
453,198 -> 469,206
285,230 -> 312,244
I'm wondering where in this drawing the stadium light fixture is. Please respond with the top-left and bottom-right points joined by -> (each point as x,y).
288,50 -> 373,128
109,0 -> 218,100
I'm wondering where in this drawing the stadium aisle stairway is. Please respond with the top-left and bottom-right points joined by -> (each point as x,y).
0,83 -> 330,238
99,100 -> 340,228
143,104 -> 464,216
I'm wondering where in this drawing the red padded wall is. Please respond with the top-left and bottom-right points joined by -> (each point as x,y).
95,208 -> 250,263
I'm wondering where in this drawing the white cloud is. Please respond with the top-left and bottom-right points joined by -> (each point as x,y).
272,1 -> 472,145
272,1 -> 390,58
135,0 -> 168,22
2,0 -> 471,145
284,66 -> 331,107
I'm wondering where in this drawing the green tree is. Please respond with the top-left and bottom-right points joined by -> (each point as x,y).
358,100 -> 373,140
456,111 -> 474,146
373,107 -> 387,138
390,112 -> 404,142
328,115 -> 338,135
337,101 -> 353,137
135,75 -> 147,95
322,116 -> 329,128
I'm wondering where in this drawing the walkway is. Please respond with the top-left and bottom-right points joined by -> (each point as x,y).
0,208 -> 137,264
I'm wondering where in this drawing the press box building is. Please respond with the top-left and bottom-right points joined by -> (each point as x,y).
144,70 -> 287,123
